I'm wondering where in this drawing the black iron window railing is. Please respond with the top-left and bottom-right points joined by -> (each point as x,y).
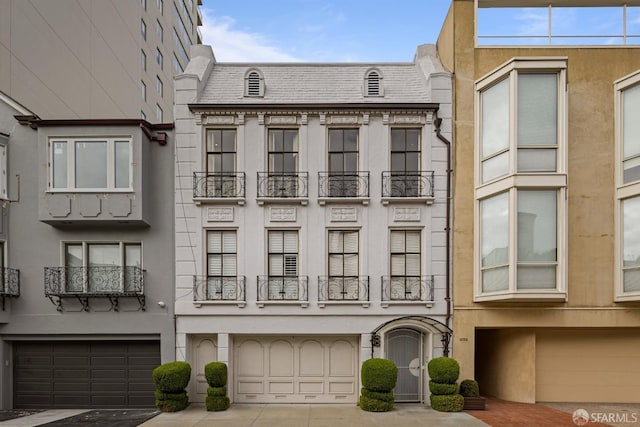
318,276 -> 369,302
193,276 -> 245,301
318,172 -> 370,198
381,275 -> 434,302
44,266 -> 145,311
257,172 -> 308,198
257,275 -> 308,301
193,172 -> 245,199
382,171 -> 435,198
1,267 -> 20,310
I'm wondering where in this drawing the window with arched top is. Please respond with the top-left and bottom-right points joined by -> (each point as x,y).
245,69 -> 264,97
364,69 -> 383,97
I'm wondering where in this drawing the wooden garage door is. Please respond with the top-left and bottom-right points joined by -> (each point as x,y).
13,341 -> 160,408
234,335 -> 358,403
536,329 -> 640,403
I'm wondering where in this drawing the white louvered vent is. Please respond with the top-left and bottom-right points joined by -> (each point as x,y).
367,71 -> 380,96
247,71 -> 261,96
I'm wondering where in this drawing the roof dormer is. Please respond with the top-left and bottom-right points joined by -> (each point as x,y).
364,68 -> 383,97
245,69 -> 265,97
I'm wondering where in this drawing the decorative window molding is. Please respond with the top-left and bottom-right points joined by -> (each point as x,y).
245,69 -> 265,97
615,69 -> 640,301
0,137 -> 7,200
364,68 -> 384,97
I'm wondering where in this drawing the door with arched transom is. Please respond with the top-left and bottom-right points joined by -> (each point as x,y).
387,328 -> 423,402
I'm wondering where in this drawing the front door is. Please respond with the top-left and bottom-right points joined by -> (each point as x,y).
387,328 -> 422,402
189,335 -> 217,402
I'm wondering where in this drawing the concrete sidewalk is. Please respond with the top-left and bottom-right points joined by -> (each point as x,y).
138,403 -> 489,427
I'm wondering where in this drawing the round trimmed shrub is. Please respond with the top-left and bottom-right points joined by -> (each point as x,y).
204,362 -> 228,387
152,361 -> 191,392
154,390 -> 189,401
358,394 -> 394,412
459,379 -> 480,398
360,388 -> 394,403
206,396 -> 230,412
428,380 -> 458,395
155,392 -> 189,412
361,358 -> 398,392
207,386 -> 227,397
427,357 -> 459,385
430,394 -> 464,412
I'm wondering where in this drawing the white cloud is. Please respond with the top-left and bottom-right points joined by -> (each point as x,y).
199,9 -> 300,62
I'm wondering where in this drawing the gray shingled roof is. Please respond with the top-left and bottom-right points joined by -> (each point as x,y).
198,63 -> 433,104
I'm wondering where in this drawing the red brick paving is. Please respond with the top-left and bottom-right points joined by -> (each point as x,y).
467,397 -> 611,427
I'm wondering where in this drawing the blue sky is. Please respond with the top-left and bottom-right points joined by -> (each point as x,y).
199,0 -> 452,62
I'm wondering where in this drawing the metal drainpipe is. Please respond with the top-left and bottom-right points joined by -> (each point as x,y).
434,112 -> 452,357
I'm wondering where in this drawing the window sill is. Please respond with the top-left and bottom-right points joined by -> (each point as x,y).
46,189 -> 135,194
318,197 -> 370,206
318,301 -> 370,308
193,197 -> 245,206
381,196 -> 434,205
474,291 -> 567,303
381,301 -> 434,308
257,301 -> 308,308
256,197 -> 308,206
193,300 -> 246,308
614,293 -> 640,303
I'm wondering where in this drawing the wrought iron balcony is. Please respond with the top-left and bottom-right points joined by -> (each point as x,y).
381,171 -> 435,198
318,172 -> 370,199
193,172 -> 245,199
381,275 -> 434,302
318,276 -> 369,302
257,276 -> 308,302
257,172 -> 308,199
1,267 -> 20,311
44,266 -> 145,312
193,276 -> 245,302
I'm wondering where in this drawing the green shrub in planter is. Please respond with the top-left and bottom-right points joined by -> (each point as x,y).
152,361 -> 191,392
205,395 -> 230,412
207,386 -> 227,397
360,388 -> 394,402
459,379 -> 480,398
428,380 -> 458,395
358,394 -> 394,412
204,362 -> 228,387
427,357 -> 460,385
361,358 -> 398,392
430,394 -> 464,412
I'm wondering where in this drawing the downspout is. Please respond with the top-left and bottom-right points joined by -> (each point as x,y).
434,112 -> 452,357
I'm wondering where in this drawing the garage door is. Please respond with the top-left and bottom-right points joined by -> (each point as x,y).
536,329 -> 640,403
234,335 -> 358,403
14,341 -> 160,408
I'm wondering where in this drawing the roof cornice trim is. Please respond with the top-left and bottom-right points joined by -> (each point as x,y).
188,102 -> 440,112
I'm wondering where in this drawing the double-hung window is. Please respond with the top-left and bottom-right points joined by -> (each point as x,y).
615,70 -> 640,300
204,129 -> 238,198
50,137 -> 132,191
475,58 -> 567,301
267,230 -> 299,300
389,230 -> 422,300
328,230 -> 359,299
327,129 -> 360,197
266,129 -> 299,197
206,230 -> 238,300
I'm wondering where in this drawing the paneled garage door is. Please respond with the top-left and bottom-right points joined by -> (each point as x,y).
234,335 -> 358,403
13,341 -> 160,408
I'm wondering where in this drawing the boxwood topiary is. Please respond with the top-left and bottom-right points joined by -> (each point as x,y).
430,394 -> 464,412
152,361 -> 192,393
204,362 -> 228,387
428,380 -> 458,395
207,386 -> 227,397
361,358 -> 398,392
358,394 -> 394,412
155,392 -> 189,412
205,396 -> 230,411
427,357 -> 460,385
360,388 -> 394,402
459,379 -> 480,398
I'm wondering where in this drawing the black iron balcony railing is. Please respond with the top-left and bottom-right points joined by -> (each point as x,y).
1,267 -> 20,311
318,172 -> 370,198
44,266 -> 145,312
193,276 -> 246,301
381,275 -> 434,302
193,172 -> 246,199
381,171 -> 435,198
318,276 -> 369,302
257,276 -> 308,301
257,172 -> 308,198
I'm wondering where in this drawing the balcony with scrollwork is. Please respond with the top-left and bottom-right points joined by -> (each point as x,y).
257,276 -> 308,307
192,276 -> 246,308
256,172 -> 309,205
44,266 -> 145,312
317,172 -> 370,205
1,267 -> 20,311
381,275 -> 434,308
318,276 -> 369,308
193,172 -> 246,205
381,171 -> 435,205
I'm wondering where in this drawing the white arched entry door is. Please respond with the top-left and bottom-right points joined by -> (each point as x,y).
386,328 -> 425,402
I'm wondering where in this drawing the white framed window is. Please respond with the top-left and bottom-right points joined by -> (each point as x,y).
268,230 -> 298,277
50,137 -> 132,191
475,57 -> 568,301
0,141 -> 7,200
615,70 -> 640,301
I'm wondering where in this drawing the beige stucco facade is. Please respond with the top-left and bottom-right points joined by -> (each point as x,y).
439,0 -> 640,403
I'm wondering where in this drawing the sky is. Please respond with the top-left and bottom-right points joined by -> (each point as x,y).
198,2 -> 640,62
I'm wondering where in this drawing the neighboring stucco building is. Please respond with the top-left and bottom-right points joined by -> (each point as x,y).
173,45 -> 453,404
0,0 -> 202,122
438,0 -> 640,403
0,90 -> 176,409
